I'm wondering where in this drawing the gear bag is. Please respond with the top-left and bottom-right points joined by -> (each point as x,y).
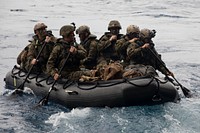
123,64 -> 158,78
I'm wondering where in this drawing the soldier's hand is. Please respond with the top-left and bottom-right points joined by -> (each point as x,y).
45,36 -> 51,43
69,46 -> 77,54
142,43 -> 150,49
109,35 -> 117,41
31,58 -> 37,65
129,38 -> 139,43
54,73 -> 59,80
167,71 -> 174,78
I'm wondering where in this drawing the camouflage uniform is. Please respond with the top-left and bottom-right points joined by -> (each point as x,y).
127,29 -> 168,75
25,32 -> 55,73
17,43 -> 32,71
115,25 -> 140,67
47,38 -> 90,81
80,34 -> 98,69
76,25 -> 98,69
115,35 -> 131,66
97,20 -> 124,67
18,23 -> 56,73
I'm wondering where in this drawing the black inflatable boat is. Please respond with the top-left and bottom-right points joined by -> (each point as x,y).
4,66 -> 180,108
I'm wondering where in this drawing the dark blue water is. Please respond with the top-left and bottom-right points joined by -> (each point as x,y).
1,0 -> 200,132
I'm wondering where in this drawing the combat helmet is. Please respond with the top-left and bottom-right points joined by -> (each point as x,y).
108,20 -> 122,30
76,25 -> 90,34
139,28 -> 156,39
126,25 -> 140,34
34,23 -> 47,33
60,25 -> 74,36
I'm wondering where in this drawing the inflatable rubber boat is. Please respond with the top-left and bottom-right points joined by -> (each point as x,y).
4,66 -> 180,108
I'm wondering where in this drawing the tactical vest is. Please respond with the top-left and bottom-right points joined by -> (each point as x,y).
55,40 -> 80,73
99,33 -> 123,61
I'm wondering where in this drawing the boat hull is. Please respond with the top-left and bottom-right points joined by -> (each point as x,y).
4,67 -> 180,108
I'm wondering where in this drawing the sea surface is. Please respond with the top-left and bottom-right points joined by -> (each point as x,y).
0,0 -> 200,133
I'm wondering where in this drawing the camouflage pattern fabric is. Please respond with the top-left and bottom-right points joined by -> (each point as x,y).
115,35 -> 131,67
80,34 -> 98,69
123,64 -> 158,78
47,38 -> 87,80
93,61 -> 123,80
102,61 -> 123,80
25,35 -> 55,73
97,32 -> 124,67
127,41 -> 168,75
68,70 -> 92,81
17,43 -> 32,71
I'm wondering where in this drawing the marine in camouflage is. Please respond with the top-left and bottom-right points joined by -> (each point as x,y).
97,20 -> 124,67
127,28 -> 168,75
25,32 -> 56,73
46,38 -> 89,80
76,25 -> 98,69
115,25 -> 140,67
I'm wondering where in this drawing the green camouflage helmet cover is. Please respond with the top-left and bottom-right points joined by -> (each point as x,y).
34,23 -> 47,33
76,25 -> 90,34
139,28 -> 156,39
60,25 -> 74,36
108,20 -> 122,30
126,25 -> 140,34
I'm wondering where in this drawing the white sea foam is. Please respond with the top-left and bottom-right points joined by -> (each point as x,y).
45,107 -> 91,126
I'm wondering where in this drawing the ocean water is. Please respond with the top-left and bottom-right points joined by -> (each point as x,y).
0,0 -> 200,132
